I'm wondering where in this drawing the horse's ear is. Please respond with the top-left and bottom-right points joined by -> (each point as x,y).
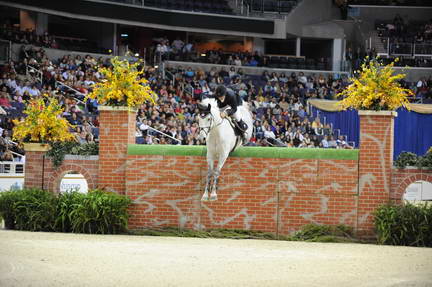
208,104 -> 211,111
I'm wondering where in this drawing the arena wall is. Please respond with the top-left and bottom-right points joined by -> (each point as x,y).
22,109 -> 432,237
126,145 -> 359,235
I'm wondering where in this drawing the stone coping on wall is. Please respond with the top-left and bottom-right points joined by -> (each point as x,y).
358,110 -> 398,117
127,145 -> 359,160
64,155 -> 99,160
98,106 -> 137,112
23,143 -> 51,152
392,166 -> 432,170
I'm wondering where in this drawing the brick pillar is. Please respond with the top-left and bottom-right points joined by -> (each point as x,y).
358,110 -> 397,237
23,143 -> 51,190
98,106 -> 136,195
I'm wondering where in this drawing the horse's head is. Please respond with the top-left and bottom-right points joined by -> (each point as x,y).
197,98 -> 219,141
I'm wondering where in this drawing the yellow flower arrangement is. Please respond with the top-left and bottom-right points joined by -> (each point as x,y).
13,96 -> 75,143
87,57 -> 157,108
337,58 -> 414,111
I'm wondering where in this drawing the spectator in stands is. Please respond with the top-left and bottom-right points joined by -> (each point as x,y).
336,135 -> 347,148
1,148 -> 13,161
234,56 -> 242,66
416,77 -> 429,99
320,135 -> 329,148
0,91 -> 12,110
393,14 -> 404,36
171,37 -> 184,53
328,136 -> 338,148
334,0 -> 348,20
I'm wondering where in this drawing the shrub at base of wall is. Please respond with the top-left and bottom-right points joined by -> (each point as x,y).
0,188 -> 131,234
374,203 -> 432,247
129,224 -> 361,243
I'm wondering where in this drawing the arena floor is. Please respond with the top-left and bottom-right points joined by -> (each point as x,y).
0,229 -> 431,287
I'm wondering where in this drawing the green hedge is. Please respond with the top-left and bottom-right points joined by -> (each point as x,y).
46,141 -> 99,168
395,149 -> 432,169
0,188 -> 131,234
374,203 -> 432,247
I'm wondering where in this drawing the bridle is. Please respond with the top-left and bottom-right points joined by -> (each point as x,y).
198,113 -> 213,138
198,106 -> 225,138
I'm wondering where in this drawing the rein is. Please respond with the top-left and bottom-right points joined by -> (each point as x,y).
199,111 -> 226,137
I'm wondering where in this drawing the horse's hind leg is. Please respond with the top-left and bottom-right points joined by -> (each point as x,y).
201,159 -> 214,201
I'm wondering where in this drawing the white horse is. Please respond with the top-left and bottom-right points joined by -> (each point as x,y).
197,97 -> 253,201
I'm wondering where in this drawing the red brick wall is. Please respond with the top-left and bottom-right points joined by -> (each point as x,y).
98,108 -> 136,195
24,150 -> 47,189
358,112 -> 395,237
23,152 -> 99,193
126,155 -> 359,235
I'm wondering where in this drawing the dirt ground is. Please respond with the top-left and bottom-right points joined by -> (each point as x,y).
0,230 -> 431,287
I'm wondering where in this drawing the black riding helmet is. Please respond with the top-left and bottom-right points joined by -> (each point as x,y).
215,85 -> 227,98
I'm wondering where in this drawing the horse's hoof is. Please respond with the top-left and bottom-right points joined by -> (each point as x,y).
209,194 -> 218,201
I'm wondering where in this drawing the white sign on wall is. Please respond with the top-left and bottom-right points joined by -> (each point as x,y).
404,181 -> 432,201
0,176 -> 24,192
0,174 -> 88,193
60,174 -> 88,193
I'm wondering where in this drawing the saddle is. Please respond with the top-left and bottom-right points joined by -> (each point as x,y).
226,117 -> 243,137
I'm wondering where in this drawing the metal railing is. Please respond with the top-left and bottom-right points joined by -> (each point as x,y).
25,64 -> 85,104
147,126 -> 181,144
26,64 -> 43,83
164,60 -> 351,77
414,43 -> 432,56
390,43 -> 414,56
386,42 -> 432,57
55,82 -> 86,104
0,39 -> 11,64
85,0 -> 244,15
248,0 -> 298,15
237,0 -> 251,16
0,162 -> 24,174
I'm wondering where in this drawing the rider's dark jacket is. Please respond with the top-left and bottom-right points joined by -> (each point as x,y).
216,88 -> 241,116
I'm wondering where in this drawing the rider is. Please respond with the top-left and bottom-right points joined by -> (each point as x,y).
214,85 -> 248,135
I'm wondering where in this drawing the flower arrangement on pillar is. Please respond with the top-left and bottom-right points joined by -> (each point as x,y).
13,95 -> 76,189
86,57 -> 157,195
337,57 -> 413,111
86,57 -> 157,109
13,95 -> 75,151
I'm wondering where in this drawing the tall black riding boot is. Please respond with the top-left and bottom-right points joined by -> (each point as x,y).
236,119 -> 248,132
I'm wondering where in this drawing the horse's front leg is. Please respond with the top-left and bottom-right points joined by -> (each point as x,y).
201,159 -> 214,201
210,152 -> 229,201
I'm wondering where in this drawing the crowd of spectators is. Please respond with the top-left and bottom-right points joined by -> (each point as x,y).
0,24 -> 107,54
376,15 -> 432,57
1,24 -> 59,49
0,45 -> 105,161
141,64 -> 356,148
0,44 -> 359,162
152,37 -> 332,71
1,40 -> 431,162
